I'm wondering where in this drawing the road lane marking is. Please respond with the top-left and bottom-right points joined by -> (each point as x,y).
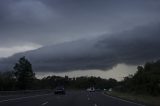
102,93 -> 145,106
41,101 -> 48,106
94,104 -> 97,106
0,93 -> 53,103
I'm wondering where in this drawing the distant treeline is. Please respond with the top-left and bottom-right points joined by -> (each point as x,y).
0,57 -> 117,91
0,72 -> 118,91
0,57 -> 160,96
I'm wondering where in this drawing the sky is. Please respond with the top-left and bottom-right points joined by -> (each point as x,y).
0,0 -> 160,80
36,64 -> 137,81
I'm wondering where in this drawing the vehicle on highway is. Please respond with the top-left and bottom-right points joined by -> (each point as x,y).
87,87 -> 95,92
54,86 -> 66,94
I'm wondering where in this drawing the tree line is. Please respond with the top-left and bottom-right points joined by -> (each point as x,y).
0,57 -> 117,90
0,56 -> 160,96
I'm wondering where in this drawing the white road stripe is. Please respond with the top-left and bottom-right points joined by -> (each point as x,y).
41,101 -> 48,106
0,93 -> 53,103
102,93 -> 145,106
94,103 -> 97,106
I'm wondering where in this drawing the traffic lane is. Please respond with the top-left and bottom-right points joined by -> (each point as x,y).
48,91 -> 79,106
0,93 -> 55,106
0,90 -> 145,106
72,91 -> 92,106
0,91 -> 53,101
88,92 -> 145,106
47,90 -> 93,106
0,90 -> 93,106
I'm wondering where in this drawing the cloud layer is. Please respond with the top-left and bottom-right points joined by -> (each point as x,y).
0,0 -> 160,72
0,23 -> 160,72
0,0 -> 160,47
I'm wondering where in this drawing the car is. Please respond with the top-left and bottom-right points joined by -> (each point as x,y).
54,86 -> 66,94
87,87 -> 95,92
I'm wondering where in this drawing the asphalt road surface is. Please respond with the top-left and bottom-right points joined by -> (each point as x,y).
0,90 -> 145,106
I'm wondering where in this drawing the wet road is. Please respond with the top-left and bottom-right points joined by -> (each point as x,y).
0,90 -> 145,106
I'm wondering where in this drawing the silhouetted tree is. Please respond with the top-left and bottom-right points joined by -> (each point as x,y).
13,56 -> 35,90
137,66 -> 143,72
119,61 -> 160,96
0,71 -> 16,91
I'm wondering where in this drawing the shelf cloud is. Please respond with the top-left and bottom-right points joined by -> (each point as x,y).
0,0 -> 160,72
0,23 -> 160,72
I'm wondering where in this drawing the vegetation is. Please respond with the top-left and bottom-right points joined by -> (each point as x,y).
13,56 -> 35,90
0,56 -> 160,98
106,91 -> 160,106
116,60 -> 160,96
38,76 -> 117,89
0,57 -> 117,90
0,71 -> 16,91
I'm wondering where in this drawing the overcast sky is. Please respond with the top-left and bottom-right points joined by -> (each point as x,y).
1,0 -> 160,48
0,0 -> 160,77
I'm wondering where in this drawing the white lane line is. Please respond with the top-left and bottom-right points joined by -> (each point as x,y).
0,93 -> 53,103
94,103 -> 97,106
102,93 -> 145,106
41,101 -> 48,106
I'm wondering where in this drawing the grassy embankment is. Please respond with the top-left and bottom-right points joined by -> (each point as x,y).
105,91 -> 160,106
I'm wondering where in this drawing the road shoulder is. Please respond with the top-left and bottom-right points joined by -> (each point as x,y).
104,91 -> 160,106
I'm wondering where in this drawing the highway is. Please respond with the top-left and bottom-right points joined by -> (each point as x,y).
0,90 -> 145,106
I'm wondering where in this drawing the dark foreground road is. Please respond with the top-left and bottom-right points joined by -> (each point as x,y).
0,90 -> 145,106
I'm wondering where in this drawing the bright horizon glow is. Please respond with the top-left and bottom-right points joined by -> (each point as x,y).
36,64 -> 137,81
0,43 -> 42,58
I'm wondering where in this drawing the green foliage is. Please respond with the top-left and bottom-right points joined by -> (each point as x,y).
119,60 -> 160,96
0,72 -> 16,91
13,56 -> 35,90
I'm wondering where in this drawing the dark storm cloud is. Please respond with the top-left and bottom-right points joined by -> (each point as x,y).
0,23 -> 160,72
0,0 -> 160,46
1,0 -> 160,72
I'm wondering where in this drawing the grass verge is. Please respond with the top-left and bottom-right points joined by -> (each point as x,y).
105,91 -> 160,106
